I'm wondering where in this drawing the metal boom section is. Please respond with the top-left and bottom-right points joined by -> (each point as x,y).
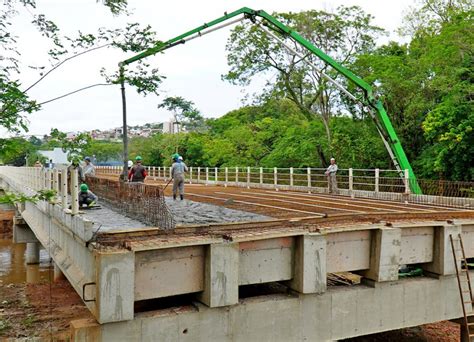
119,7 -> 422,194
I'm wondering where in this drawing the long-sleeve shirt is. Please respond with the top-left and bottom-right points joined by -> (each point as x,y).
326,164 -> 338,175
78,190 -> 98,206
83,163 -> 96,177
171,162 -> 188,178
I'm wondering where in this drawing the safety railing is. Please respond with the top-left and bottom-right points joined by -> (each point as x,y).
0,166 -> 81,214
94,165 -> 473,207
96,166 -> 413,193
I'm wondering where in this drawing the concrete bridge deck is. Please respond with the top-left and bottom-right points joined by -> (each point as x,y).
1,167 -> 474,341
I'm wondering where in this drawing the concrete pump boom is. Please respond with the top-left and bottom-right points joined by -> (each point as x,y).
119,7 -> 422,194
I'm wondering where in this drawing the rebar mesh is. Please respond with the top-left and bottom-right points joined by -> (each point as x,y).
414,179 -> 474,198
86,176 -> 175,230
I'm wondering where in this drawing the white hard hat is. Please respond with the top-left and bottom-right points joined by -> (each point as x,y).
128,160 -> 133,167
330,158 -> 335,161
178,156 -> 183,160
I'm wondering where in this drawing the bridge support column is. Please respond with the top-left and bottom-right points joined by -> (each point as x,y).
288,234 -> 327,294
94,250 -> 135,323
423,224 -> 461,276
360,227 -> 401,282
13,214 -> 38,244
26,264 -> 40,283
26,242 -> 40,264
54,262 -> 66,282
197,242 -> 239,307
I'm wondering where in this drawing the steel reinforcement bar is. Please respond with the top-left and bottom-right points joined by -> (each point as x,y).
86,176 -> 175,230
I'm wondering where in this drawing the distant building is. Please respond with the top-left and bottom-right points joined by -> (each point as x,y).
162,120 -> 182,134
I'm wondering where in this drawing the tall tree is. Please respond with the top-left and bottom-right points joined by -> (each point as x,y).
351,0 -> 473,180
223,6 -> 384,143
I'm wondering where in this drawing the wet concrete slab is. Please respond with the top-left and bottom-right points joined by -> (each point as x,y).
81,197 -> 271,232
164,197 -> 271,225
81,204 -> 147,232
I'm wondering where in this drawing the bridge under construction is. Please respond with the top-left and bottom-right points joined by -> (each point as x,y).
1,165 -> 474,341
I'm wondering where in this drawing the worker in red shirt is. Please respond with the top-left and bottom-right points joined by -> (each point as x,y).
128,156 -> 147,182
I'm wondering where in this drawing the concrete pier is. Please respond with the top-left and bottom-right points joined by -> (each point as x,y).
25,242 -> 40,264
71,272 -> 472,341
54,262 -> 66,282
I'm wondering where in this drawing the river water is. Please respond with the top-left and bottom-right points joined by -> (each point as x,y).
0,240 -> 52,284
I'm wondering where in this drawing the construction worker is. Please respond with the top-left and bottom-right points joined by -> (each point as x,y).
83,156 -> 96,177
128,155 -> 147,182
325,157 -> 338,194
171,153 -> 188,200
78,183 -> 98,208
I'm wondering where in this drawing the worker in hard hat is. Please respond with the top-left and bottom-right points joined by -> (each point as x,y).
171,153 -> 188,200
78,183 -> 98,208
128,155 -> 147,182
83,156 -> 96,177
325,157 -> 338,194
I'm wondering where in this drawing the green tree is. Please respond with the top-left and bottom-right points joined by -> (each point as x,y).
0,137 -> 37,166
224,6 -> 384,143
158,96 -> 207,133
351,1 -> 473,180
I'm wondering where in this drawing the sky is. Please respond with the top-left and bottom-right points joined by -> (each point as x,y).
7,0 -> 415,137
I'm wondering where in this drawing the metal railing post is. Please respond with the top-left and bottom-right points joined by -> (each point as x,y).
53,169 -> 59,201
205,167 -> 209,185
189,167 -> 193,184
236,167 -> 239,183
375,168 -> 380,193
225,167 -> 228,187
290,167 -> 294,187
349,168 -> 353,192
198,167 -> 201,182
71,169 -> 79,214
46,170 -> 52,190
260,167 -> 263,185
307,167 -> 311,192
61,168 -> 68,209
247,167 -> 250,188
274,167 -> 278,190
215,167 -> 218,183
404,169 -> 410,194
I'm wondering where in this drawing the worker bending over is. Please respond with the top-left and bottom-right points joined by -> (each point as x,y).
128,155 -> 147,182
171,153 -> 188,200
325,157 -> 338,194
79,184 -> 98,208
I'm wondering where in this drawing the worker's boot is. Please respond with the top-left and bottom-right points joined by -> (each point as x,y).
173,194 -> 176,200
180,194 -> 184,201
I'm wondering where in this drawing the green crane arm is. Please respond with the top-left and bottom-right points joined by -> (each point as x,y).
120,7 -> 422,194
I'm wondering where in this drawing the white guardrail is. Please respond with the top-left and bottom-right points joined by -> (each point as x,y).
97,166 -> 411,194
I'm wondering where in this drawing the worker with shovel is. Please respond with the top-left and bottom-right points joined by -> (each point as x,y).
171,153 -> 188,200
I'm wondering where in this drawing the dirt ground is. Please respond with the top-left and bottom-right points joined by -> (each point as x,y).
0,279 -> 93,340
